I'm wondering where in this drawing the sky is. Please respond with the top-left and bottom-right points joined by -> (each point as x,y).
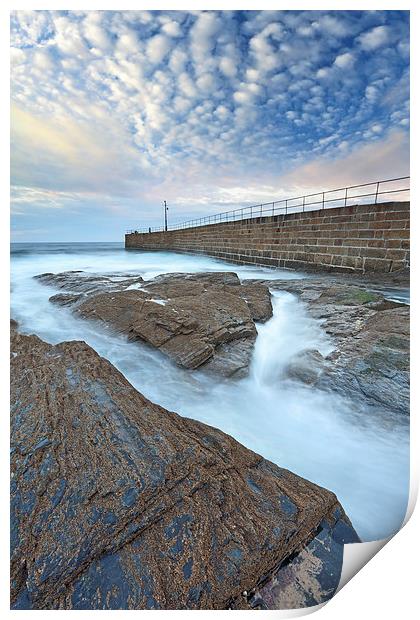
10,9 -> 410,242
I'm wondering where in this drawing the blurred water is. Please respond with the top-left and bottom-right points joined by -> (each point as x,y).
10,243 -> 409,542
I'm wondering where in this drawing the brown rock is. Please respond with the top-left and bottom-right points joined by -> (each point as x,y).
36,271 -> 273,377
239,282 -> 273,322
11,331 -> 358,610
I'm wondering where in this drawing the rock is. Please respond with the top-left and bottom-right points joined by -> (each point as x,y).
314,286 -> 382,307
243,513 -> 358,609
238,282 -> 273,322
252,278 -> 409,415
11,330 -> 358,610
203,338 -> 255,378
35,271 -> 145,296
36,271 -> 273,377
285,350 -> 325,386
320,306 -> 410,415
50,293 -> 83,306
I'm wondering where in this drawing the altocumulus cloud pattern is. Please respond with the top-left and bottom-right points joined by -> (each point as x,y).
10,10 -> 409,241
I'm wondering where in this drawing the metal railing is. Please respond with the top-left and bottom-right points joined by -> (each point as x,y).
126,176 -> 410,234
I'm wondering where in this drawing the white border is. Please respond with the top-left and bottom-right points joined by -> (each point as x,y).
2,2 -> 417,617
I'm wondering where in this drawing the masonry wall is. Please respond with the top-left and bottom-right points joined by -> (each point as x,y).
125,201 -> 410,273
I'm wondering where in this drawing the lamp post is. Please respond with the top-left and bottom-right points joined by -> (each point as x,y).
164,200 -> 168,231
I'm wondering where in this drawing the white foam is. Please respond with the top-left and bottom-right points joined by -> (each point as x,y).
125,283 -> 148,291
150,299 -> 166,306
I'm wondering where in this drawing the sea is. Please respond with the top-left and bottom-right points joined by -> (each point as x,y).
10,242 -> 410,542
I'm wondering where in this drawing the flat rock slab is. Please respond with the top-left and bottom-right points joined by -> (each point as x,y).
11,330 -> 358,610
35,271 -> 273,377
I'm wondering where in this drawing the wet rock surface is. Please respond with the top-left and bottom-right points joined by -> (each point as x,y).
35,271 -> 273,377
257,278 -> 409,415
242,512 -> 358,609
285,349 -> 325,386
10,329 -> 358,610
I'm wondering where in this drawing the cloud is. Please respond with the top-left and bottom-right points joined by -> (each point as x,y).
365,84 -> 379,102
146,34 -> 171,64
33,49 -> 54,71
316,14 -> 350,38
11,186 -> 79,211
11,105 -> 144,194
249,22 -> 283,72
279,130 -> 409,191
115,30 -> 141,56
10,10 -> 53,46
51,15 -> 89,57
83,16 -> 112,51
162,20 -> 182,38
334,52 -> 355,69
190,11 -> 221,65
10,9 -> 410,240
358,25 -> 390,51
316,67 -> 331,79
219,55 -> 237,78
178,71 -> 197,98
233,90 -> 253,105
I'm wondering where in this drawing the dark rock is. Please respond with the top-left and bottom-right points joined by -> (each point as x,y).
243,513 -> 358,609
10,331 -> 358,610
36,271 -> 273,377
50,293 -> 83,306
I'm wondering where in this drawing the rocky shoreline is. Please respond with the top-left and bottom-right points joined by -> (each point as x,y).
35,268 -> 409,416
263,278 -> 409,416
11,323 -> 358,610
35,271 -> 273,378
11,267 -> 409,609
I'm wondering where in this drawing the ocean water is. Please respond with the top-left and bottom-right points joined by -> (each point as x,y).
10,242 -> 410,542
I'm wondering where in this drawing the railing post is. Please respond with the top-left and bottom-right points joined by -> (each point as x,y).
375,181 -> 380,204
260,204 -> 262,219
272,202 -> 275,217
285,199 -> 288,215
322,192 -> 325,209
250,206 -> 253,220
302,196 -> 305,212
344,187 -> 348,207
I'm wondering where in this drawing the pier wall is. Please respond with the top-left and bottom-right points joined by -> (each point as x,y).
125,201 -> 410,273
